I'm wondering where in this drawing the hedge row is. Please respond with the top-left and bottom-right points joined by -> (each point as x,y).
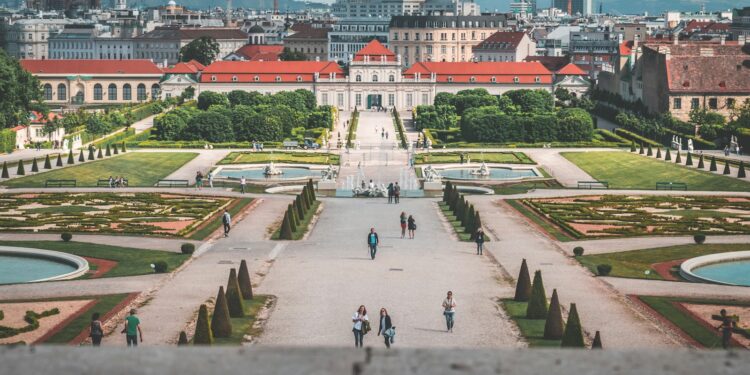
346,110 -> 359,148
613,128 -> 661,147
0,129 -> 16,154
392,110 -> 408,149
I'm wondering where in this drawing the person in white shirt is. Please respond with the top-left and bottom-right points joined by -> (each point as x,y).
222,210 -> 231,237
442,291 -> 456,332
208,172 -> 214,188
240,176 -> 246,194
352,305 -> 369,348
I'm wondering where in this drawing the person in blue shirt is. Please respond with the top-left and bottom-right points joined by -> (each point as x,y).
367,228 -> 379,260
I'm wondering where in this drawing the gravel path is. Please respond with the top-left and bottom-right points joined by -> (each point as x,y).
602,277 -> 750,299
561,235 -> 750,255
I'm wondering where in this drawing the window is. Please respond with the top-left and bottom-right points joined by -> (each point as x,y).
338,93 -> 344,107
123,84 -> 131,100
322,93 -> 328,105
406,93 -> 413,107
691,98 -> 700,109
469,76 -> 476,82
275,76 -> 281,82
232,76 -> 238,82
107,84 -> 117,101
151,84 -> 160,100
708,98 -> 718,109
534,76 -> 541,83
372,74 -> 378,82
447,76 -> 453,82
388,75 -> 395,82
93,84 -> 103,100
254,76 -> 260,82
356,75 -> 362,82
727,98 -> 736,108
355,93 -> 362,107
491,76 -> 496,83
673,98 -> 682,109
43,84 -> 52,100
211,75 -> 217,82
388,93 -> 394,107
57,84 -> 67,101
137,84 -> 146,101
513,76 -> 520,83
422,93 -> 428,105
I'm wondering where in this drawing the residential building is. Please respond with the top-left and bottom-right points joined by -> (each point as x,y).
11,112 -> 66,149
48,24 -> 134,60
25,0 -> 100,11
331,0 -> 480,18
4,19 -> 70,60
569,29 -> 622,78
223,45 -> 284,61
388,14 -> 506,67
284,25 -> 331,61
612,23 -> 649,42
474,31 -> 536,62
160,59 -> 205,99
328,18 -> 389,63
134,26 -> 248,65
551,0 -> 592,15
21,59 -> 163,106
731,7 -> 750,40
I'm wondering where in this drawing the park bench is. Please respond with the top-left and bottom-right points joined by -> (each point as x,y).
656,182 -> 687,191
45,179 -> 76,187
577,181 -> 609,189
156,179 -> 189,187
282,141 -> 299,150
97,179 -> 129,187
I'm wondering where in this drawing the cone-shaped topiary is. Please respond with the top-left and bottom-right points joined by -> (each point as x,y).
121,142 -> 127,153
710,156 -> 717,171
697,154 -> 704,169
656,148 -> 662,159
280,211 -> 294,240
193,304 -> 213,345
544,289 -> 564,340
526,270 -> 548,319
97,147 -> 103,159
470,211 -> 482,240
295,195 -> 304,220
286,204 -> 297,233
561,303 -> 585,348
462,202 -> 472,229
87,146 -> 95,160
43,154 -> 51,169
16,160 -> 25,175
113,144 -> 119,154
67,149 -> 74,164
105,144 -> 111,156
238,259 -> 253,300
592,331 -> 603,349
55,153 -> 63,167
31,158 -> 39,172
211,286 -> 232,338
1,162 -> 8,178
514,259 -> 532,302
78,149 -> 85,162
647,144 -> 652,156
465,205 -> 476,233
739,161 -> 746,178
630,141 -> 636,152
225,268 -> 245,318
675,151 -> 682,164
456,196 -> 465,221
443,181 -> 452,202
638,144 -> 644,154
178,331 -> 189,345
308,179 -> 316,201
723,160 -> 731,175
665,149 -> 671,161
300,187 -> 310,211
686,152 -> 693,166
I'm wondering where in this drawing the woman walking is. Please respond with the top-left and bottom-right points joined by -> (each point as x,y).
89,312 -> 104,346
407,215 -> 416,239
378,308 -> 395,348
475,228 -> 485,255
352,305 -> 369,348
400,212 -> 407,238
442,291 -> 456,332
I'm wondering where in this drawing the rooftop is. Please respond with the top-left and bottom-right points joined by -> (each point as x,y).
200,60 -> 343,83
474,32 -> 528,51
136,27 -> 248,40
405,61 -> 553,83
353,40 -> 396,62
667,54 -> 750,94
21,59 -> 163,75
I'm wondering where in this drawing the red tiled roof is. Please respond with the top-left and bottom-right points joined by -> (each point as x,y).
619,40 -> 634,56
683,20 -> 730,34
667,55 -> 750,94
29,111 -> 63,123
404,62 -> 553,84
556,63 -> 587,75
187,60 -> 206,70
524,56 -> 570,72
233,44 -> 284,61
353,40 -> 396,62
21,60 -> 163,75
474,32 -> 527,51
200,61 -> 343,83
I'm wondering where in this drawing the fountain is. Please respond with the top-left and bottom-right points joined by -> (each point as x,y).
264,162 -> 283,176
470,162 -> 491,177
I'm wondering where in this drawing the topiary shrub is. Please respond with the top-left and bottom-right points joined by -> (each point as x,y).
225,268 -> 245,318
193,304 -> 213,345
686,152 -> 693,166
43,154 -> 51,169
154,261 -> 168,273
67,149 -> 74,164
646,144 -> 652,156
56,153 -> 63,167
709,156 -> 717,171
286,204 -> 297,233
723,160 -> 731,175
31,158 -> 39,172
78,149 -> 85,162
596,264 -> 612,276
211,286 -> 232,338
544,289 -> 564,340
279,211 -> 294,240
97,147 -> 103,159
573,247 -> 584,257
1,162 -> 8,178
88,147 -> 95,160
61,232 -> 72,242
656,148 -> 662,159
638,144 -> 644,154
181,243 -> 195,254
697,154 -> 704,169
514,259 -> 532,302
592,330 -> 603,349
694,234 -> 706,244
561,303 -> 585,348
470,211 -> 482,240
105,144 -> 112,157
630,142 -> 636,152
526,270 -> 548,319
675,151 -> 682,164
113,145 -> 119,154
294,195 -> 304,221
177,331 -> 188,346
665,149 -> 671,161
16,160 -> 25,175
739,161 -> 746,178
238,259 -> 254,300
121,142 -> 127,153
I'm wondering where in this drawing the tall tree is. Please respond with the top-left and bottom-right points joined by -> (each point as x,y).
279,47 -> 307,61
179,37 -> 220,66
0,49 -> 44,128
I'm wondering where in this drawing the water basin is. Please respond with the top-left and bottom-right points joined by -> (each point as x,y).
691,260 -> 750,287
438,167 -> 538,180
217,167 -> 319,180
0,247 -> 89,284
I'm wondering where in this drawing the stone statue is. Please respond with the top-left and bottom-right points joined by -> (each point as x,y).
423,165 -> 442,182
687,139 -> 694,153
263,162 -> 283,176
320,164 -> 338,181
470,162 -> 490,177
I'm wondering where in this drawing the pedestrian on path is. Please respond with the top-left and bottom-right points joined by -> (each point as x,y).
442,291 -> 456,332
222,209 -> 231,237
240,176 -> 246,194
195,171 -> 203,190
393,182 -> 401,203
352,305 -> 369,348
208,172 -> 214,188
475,228 -> 485,255
716,309 -> 737,349
89,312 -> 103,347
387,182 -> 394,203
400,212 -> 407,238
121,309 -> 142,347
367,227 -> 379,260
378,308 -> 395,348
407,215 -> 416,239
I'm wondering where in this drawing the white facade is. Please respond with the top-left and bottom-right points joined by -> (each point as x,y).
4,19 -> 70,60
328,18 -> 390,62
332,0 -> 480,18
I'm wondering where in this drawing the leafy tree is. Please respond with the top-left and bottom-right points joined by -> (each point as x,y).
452,89 -> 498,115
227,90 -> 265,107
179,36 -> 220,66
181,86 -> 196,101
434,92 -> 454,107
256,104 -> 306,135
197,91 -> 229,110
556,108 -> 594,141
0,49 -> 44,128
295,89 -> 317,110
270,91 -> 308,112
85,116 -> 111,136
554,87 -> 573,102
503,89 -> 554,113
235,112 -> 283,142
307,110 -> 332,129
689,107 -> 725,129
279,47 -> 307,61
182,112 -> 234,142
153,113 -> 186,141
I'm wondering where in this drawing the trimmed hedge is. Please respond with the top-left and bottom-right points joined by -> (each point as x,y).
614,128 -> 661,147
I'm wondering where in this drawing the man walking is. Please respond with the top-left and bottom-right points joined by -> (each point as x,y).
393,182 -> 401,204
240,176 -> 246,194
716,309 -> 737,349
222,209 -> 231,237
122,309 -> 142,347
208,172 -> 214,188
387,182 -> 394,204
367,228 -> 379,260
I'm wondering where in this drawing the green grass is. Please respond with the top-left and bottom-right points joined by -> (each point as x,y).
3,152 -> 198,188
438,202 -> 472,242
45,294 -> 131,344
493,180 -> 563,195
415,152 -> 534,165
561,151 -> 750,191
638,296 -> 750,349
505,200 -> 573,242
219,152 -> 340,165
577,243 -> 749,280
212,295 -> 270,345
188,198 -> 255,241
0,240 -> 189,278
26,206 -> 100,214
271,201 -> 321,240
500,299 -> 561,347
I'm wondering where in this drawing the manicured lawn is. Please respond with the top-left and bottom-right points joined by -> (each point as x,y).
500,299 -> 561,347
212,295 -> 270,345
219,152 -> 339,165
0,240 -> 189,278
188,198 -> 255,240
561,151 -> 750,191
3,152 -> 198,188
272,201 -> 321,240
506,200 -> 573,242
45,294 -> 131,344
438,202 -> 472,242
577,243 -> 749,280
493,179 -> 563,195
415,152 -> 534,165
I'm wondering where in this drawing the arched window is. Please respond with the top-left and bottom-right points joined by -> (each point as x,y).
151,84 -> 160,100
123,84 -> 132,100
43,84 -> 52,100
93,84 -> 103,100
388,75 -> 395,82
372,74 -> 378,82
57,84 -> 67,101
108,84 -> 117,100
137,84 -> 147,101
355,75 -> 362,82
447,76 -> 453,83
211,75 -> 217,82
534,76 -> 541,83
513,76 -> 520,83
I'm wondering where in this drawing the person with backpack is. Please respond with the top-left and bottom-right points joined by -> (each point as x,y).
367,228 -> 379,260
89,312 -> 104,346
222,209 -> 231,237
378,308 -> 395,348
352,305 -> 369,348
407,215 -> 416,239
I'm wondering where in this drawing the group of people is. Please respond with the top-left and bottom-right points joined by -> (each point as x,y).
387,182 -> 401,203
88,308 -> 142,347
399,212 -> 416,239
351,291 -> 457,348
251,141 -> 265,151
195,171 -> 214,189
107,176 -> 128,188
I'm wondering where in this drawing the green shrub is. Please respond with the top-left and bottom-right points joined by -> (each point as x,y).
656,148 -> 662,158
0,129 -> 16,154
1,162 -> 8,178
238,259 -> 254,300
106,144 -> 111,156
279,211 -> 293,240
526,270 -> 548,319
193,304 -> 213,345
646,144 -> 652,156
61,233 -> 72,242
16,160 -> 25,175
43,154 -> 51,169
592,330 -> 603,349
697,154 -> 704,169
638,144 -> 644,154
55,153 -> 63,167
180,243 -> 195,254
665,149 -> 671,161
675,151 -> 682,164
78,149 -> 85,162
286,204 -> 297,232
561,303 -> 585,348
97,147 -> 103,159
211,286 -> 232,338
544,289 -> 564,340
514,259 -> 532,302
686,152 -> 693,166
177,331 -> 188,346
87,147 -> 95,160
723,160 -> 731,175
694,234 -> 706,244
225,268 -> 245,318
630,141 -> 636,152
31,158 -> 38,172
739,162 -> 746,178
596,264 -> 612,276
573,247 -> 584,257
153,261 -> 168,273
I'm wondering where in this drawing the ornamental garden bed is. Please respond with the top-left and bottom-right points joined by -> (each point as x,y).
218,151 -> 340,165
414,151 -> 534,165
518,195 -> 750,239
0,193 -> 233,237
